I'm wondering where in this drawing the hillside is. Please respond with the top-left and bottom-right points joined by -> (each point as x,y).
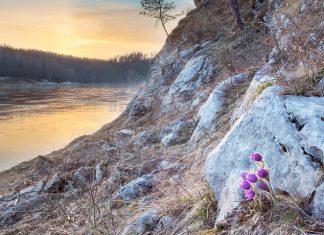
0,0 -> 323,234
0,47 -> 151,84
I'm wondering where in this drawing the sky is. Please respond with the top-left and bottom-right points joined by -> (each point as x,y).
0,0 -> 193,59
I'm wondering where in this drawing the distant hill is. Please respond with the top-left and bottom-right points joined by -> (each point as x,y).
0,45 -> 152,84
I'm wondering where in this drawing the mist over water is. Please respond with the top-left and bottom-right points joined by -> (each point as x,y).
0,83 -> 138,172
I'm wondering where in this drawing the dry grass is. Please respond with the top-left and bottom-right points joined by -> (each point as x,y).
214,195 -> 324,235
278,71 -> 323,96
272,1 -> 324,96
214,74 -> 253,135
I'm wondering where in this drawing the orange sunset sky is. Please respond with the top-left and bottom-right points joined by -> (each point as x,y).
0,0 -> 193,59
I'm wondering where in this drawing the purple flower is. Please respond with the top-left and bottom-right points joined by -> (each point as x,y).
257,168 -> 269,178
240,172 -> 248,179
257,181 -> 270,192
246,173 -> 258,183
244,190 -> 255,200
250,152 -> 263,161
240,180 -> 251,190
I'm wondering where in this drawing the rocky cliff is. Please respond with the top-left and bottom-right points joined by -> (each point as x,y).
0,0 -> 323,234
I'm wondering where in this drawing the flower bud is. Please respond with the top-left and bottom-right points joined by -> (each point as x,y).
257,181 -> 270,192
246,173 -> 258,183
240,172 -> 248,179
244,190 -> 255,200
257,168 -> 269,178
240,180 -> 251,190
250,152 -> 263,161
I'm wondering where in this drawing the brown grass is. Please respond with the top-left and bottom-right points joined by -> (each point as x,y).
214,195 -> 324,235
271,1 -> 324,96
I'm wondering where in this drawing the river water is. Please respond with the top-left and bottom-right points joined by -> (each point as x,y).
0,83 -> 138,172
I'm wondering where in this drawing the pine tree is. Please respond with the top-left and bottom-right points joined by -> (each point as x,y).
140,0 -> 178,36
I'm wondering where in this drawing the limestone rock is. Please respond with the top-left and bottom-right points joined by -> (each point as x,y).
316,78 -> 324,94
95,163 -> 107,183
179,44 -> 200,59
161,55 -> 212,113
129,98 -> 152,118
191,73 -> 249,142
161,120 -> 195,147
43,173 -> 63,193
205,88 -> 323,221
73,167 -> 94,188
117,129 -> 133,137
19,178 -> 46,197
133,130 -> 161,147
168,56 -> 205,94
114,174 -> 157,201
309,182 -> 324,220
0,195 -> 49,228
121,209 -> 160,235
158,215 -> 176,230
230,60 -> 275,124
139,195 -> 155,206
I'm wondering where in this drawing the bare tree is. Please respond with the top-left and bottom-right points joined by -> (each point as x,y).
140,0 -> 178,36
228,0 -> 244,30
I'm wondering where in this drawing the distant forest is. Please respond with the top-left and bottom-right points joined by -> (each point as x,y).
0,45 -> 152,84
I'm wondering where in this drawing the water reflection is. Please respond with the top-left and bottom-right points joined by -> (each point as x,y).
0,84 -> 137,171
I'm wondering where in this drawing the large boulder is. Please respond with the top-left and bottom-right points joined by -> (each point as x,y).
205,87 -> 323,221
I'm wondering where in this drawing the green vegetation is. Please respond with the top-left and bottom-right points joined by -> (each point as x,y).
255,81 -> 274,95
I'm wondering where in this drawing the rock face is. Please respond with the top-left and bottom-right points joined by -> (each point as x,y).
117,129 -> 133,137
95,162 -> 106,183
309,182 -> 324,220
121,209 -> 160,235
161,120 -> 196,147
73,167 -> 94,188
43,173 -> 63,193
133,129 -> 161,147
0,195 -> 49,228
161,55 -> 213,113
18,179 -> 45,198
129,98 -> 152,119
205,87 -> 324,221
191,73 -> 249,142
157,215 -> 176,230
114,174 -> 157,201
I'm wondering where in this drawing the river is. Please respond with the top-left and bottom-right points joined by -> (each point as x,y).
0,83 -> 138,172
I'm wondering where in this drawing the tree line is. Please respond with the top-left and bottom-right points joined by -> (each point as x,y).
0,45 -> 152,84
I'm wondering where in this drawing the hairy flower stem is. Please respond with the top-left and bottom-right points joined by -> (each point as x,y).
267,179 -> 278,201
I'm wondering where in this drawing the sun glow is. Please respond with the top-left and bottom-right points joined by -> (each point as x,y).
0,0 -> 193,59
